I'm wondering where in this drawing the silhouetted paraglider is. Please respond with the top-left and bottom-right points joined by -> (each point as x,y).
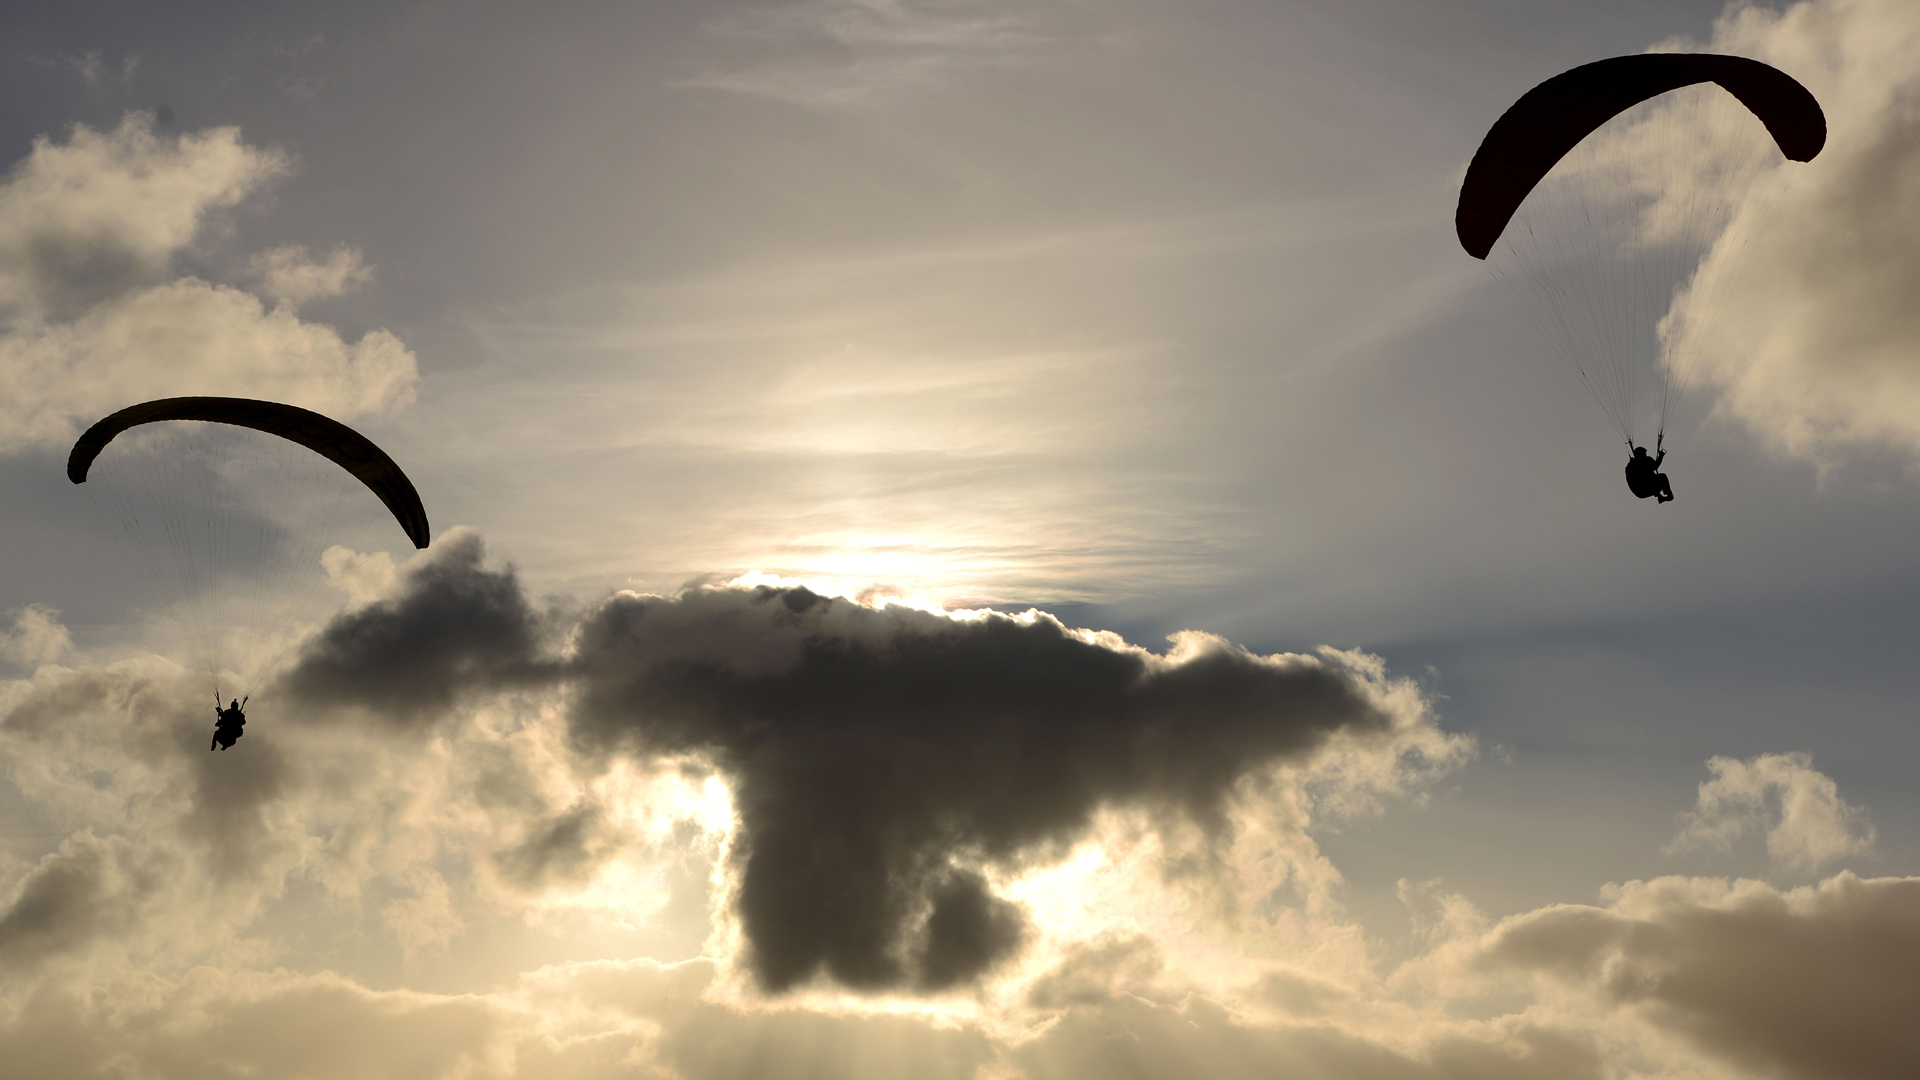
68,396 -> 432,547
69,397 -> 431,746
1457,53 -> 1825,495
1625,441 -> 1674,503
212,696 -> 246,750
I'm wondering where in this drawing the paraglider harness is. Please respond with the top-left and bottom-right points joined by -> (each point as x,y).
1624,433 -> 1671,502
212,694 -> 247,751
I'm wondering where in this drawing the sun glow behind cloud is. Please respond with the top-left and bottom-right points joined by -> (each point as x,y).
515,759 -> 737,935
720,569 -> 1003,614
230,548 -> 1455,1048
684,801 -> 1321,1042
15,0 -> 1920,1076
519,575 -> 1468,1045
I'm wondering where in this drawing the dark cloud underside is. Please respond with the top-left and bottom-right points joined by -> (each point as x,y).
1483,875 -> 1920,1080
277,531 -> 555,723
271,541 -> 1403,993
569,586 -> 1396,991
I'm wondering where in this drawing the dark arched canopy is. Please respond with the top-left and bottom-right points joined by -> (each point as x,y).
1457,53 -> 1826,259
68,397 -> 431,549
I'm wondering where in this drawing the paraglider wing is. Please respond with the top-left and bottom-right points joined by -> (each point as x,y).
1456,53 -> 1826,260
67,397 -> 431,549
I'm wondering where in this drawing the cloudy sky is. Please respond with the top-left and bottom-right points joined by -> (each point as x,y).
5,1 -> 1920,1077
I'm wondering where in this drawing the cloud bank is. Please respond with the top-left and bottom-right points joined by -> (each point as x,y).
1469,872 -> 1920,1080
5,536 -> 1913,1079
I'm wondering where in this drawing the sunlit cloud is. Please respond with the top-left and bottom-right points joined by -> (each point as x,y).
1,606 -> 72,670
1669,0 -> 1920,465
7,0 -> 1920,1076
3,533 -> 1911,1078
248,245 -> 374,309
0,115 -> 417,454
1667,751 -> 1875,874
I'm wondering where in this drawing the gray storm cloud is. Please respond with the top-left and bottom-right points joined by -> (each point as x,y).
567,586 -> 1414,992
0,831 -> 160,972
276,530 -> 561,724
274,535 -> 1436,993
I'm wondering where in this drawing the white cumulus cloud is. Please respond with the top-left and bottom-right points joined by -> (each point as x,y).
0,114 -> 418,453
1676,0 -> 1920,465
1667,751 -> 1875,874
249,245 -> 374,308
1,606 -> 71,669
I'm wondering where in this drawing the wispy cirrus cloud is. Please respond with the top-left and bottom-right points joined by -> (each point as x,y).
31,50 -> 141,91
680,0 -> 1062,107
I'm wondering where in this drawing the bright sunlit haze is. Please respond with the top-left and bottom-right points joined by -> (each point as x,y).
6,2 -> 1920,1078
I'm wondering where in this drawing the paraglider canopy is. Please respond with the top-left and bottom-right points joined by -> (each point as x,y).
1457,53 -> 1826,260
68,397 -> 430,548
1454,52 -> 1825,451
67,396 -> 431,700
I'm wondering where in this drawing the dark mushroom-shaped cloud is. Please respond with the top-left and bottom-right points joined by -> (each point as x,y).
569,585 -> 1409,992
274,540 -> 1429,993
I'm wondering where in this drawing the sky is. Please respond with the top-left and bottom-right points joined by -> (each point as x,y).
4,0 -> 1920,1077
